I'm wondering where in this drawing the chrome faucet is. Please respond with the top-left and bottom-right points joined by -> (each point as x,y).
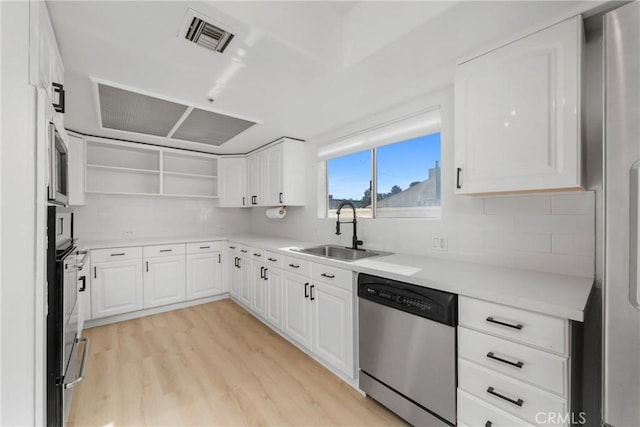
335,200 -> 364,250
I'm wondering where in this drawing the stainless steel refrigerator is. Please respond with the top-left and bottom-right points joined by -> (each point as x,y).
603,2 -> 640,426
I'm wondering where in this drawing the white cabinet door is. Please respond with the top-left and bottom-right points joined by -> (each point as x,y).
265,267 -> 283,330
219,157 -> 247,207
252,262 -> 267,318
311,281 -> 354,377
143,255 -> 186,308
67,134 -> 85,206
247,150 -> 268,206
265,144 -> 283,206
91,260 -> 143,319
238,256 -> 252,307
227,252 -> 239,298
186,252 -> 222,300
455,16 -> 583,194
283,272 -> 312,349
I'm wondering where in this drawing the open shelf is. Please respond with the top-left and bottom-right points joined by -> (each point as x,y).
87,141 -> 160,171
163,171 -> 218,179
163,152 -> 217,176
87,164 -> 161,174
86,167 -> 160,194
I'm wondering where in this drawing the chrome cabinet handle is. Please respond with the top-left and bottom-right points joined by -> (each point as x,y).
486,316 -> 523,330
64,337 -> 90,389
320,273 -> 335,279
289,263 -> 300,268
486,386 -> 523,407
486,352 -> 523,368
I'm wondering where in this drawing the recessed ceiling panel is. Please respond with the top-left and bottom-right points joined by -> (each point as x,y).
98,83 -> 188,136
171,108 -> 256,146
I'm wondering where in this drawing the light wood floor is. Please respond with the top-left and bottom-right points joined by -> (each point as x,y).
68,299 -> 407,426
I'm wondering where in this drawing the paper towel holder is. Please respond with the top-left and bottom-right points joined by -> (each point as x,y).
265,206 -> 287,219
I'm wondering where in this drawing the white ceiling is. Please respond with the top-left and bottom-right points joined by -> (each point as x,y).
47,0 -> 607,154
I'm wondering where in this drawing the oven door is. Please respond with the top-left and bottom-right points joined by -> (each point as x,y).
48,122 -> 69,206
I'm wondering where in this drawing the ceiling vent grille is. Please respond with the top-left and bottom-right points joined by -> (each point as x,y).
185,17 -> 234,54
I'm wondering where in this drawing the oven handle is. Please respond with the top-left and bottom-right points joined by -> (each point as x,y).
64,337 -> 90,389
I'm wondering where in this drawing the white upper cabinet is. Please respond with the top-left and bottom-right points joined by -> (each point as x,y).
33,1 -> 65,114
454,16 -> 584,195
219,157 -> 247,207
223,138 -> 306,208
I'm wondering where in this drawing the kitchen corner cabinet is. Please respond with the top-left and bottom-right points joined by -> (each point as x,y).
454,16 -> 584,195
91,247 -> 144,319
143,244 -> 186,309
218,157 -> 247,207
221,138 -> 306,208
186,242 -> 223,300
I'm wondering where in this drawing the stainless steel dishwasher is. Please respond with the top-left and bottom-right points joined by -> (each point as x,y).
358,273 -> 457,426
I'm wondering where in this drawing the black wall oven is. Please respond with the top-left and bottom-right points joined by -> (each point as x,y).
46,206 -> 89,426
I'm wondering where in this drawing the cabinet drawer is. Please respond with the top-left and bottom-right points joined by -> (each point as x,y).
186,241 -> 221,254
459,296 -> 568,355
458,389 -> 533,427
459,327 -> 568,397
264,251 -> 283,268
92,246 -> 142,263
249,248 -> 265,261
143,243 -> 186,258
311,264 -> 352,290
459,360 -> 568,426
281,255 -> 311,276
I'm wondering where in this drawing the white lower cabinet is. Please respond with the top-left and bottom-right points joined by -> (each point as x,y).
458,296 -> 572,427
186,251 -> 222,300
143,254 -> 186,308
225,243 -> 240,298
238,254 -> 252,308
283,271 -> 313,348
251,260 -> 267,318
91,258 -> 143,319
265,266 -> 283,330
310,277 -> 354,377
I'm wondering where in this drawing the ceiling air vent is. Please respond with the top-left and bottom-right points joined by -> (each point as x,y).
185,16 -> 234,54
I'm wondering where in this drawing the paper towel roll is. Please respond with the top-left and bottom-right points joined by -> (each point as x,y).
265,207 -> 287,219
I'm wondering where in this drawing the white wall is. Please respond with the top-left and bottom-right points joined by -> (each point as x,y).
250,85 -> 596,278
74,194 -> 252,242
1,1 -> 38,424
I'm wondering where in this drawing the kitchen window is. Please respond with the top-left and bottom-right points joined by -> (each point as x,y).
321,108 -> 441,219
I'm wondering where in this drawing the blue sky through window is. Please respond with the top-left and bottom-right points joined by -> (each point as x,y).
328,133 -> 441,200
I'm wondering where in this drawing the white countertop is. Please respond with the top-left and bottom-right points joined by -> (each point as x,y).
80,233 -> 594,322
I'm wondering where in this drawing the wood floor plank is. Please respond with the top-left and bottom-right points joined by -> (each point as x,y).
67,299 -> 407,426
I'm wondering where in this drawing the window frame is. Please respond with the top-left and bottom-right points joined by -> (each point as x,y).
323,132 -> 441,219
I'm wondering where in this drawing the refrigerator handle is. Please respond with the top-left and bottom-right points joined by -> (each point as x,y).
629,161 -> 640,309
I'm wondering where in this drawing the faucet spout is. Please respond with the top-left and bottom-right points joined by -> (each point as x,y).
335,200 -> 363,250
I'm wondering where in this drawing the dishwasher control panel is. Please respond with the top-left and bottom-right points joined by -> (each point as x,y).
358,273 -> 457,326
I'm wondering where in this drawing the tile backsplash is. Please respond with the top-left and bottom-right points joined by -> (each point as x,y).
251,191 -> 595,278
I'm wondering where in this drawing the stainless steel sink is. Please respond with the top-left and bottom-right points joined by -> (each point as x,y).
293,244 -> 391,262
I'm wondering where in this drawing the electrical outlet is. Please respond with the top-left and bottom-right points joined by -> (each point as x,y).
432,236 -> 448,251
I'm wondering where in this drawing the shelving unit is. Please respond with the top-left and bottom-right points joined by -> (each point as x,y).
84,139 -> 218,198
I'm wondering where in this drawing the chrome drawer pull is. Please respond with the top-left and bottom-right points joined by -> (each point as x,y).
321,273 -> 335,279
289,263 -> 300,268
487,386 -> 523,407
486,316 -> 523,330
486,352 -> 524,368
110,252 -> 125,256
